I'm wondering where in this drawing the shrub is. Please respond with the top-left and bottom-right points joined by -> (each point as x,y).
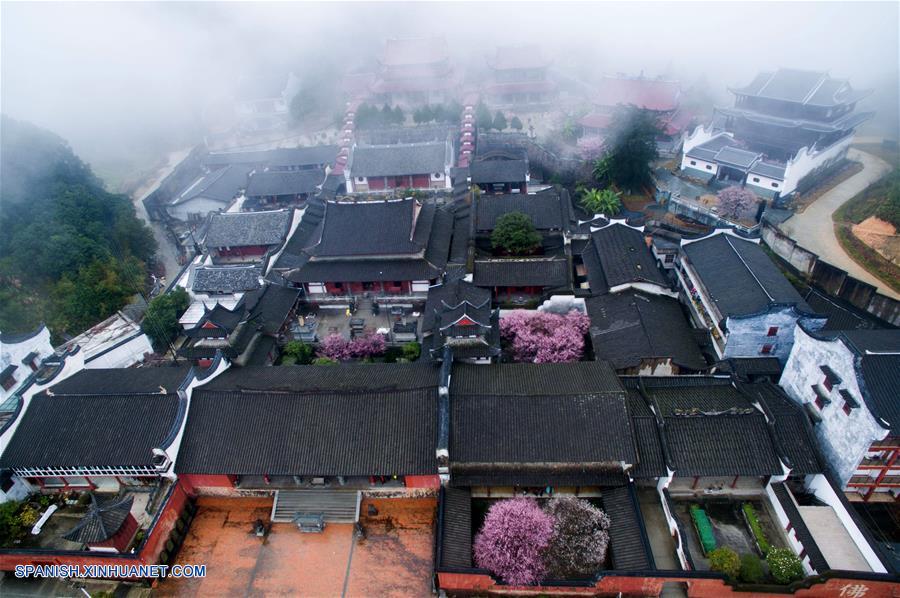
766,548 -> 804,584
0,501 -> 24,546
579,188 -> 622,216
739,553 -> 765,584
402,342 -> 421,361
282,340 -> 314,365
742,503 -> 771,555
708,547 -> 740,579
491,211 -> 542,255
312,357 -> 337,365
499,310 -> 590,363
473,498 -> 554,585
689,504 -> 716,554
543,497 -> 611,578
17,505 -> 41,528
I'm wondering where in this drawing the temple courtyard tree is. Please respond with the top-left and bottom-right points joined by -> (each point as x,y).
543,497 -> 611,578
579,187 -> 622,216
473,498 -> 554,585
593,105 -> 661,193
717,185 -> 759,220
491,211 -> 542,255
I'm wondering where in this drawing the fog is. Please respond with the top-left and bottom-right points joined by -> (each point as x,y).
2,1 -> 897,185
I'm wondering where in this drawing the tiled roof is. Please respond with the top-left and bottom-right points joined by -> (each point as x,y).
472,257 -> 569,288
203,210 -> 292,249
46,367 -> 192,396
203,146 -> 337,169
350,143 -> 447,177
589,224 -> 668,289
771,483 -> 829,572
586,292 -> 707,372
0,392 -> 180,469
176,364 -> 440,476
730,69 -> 871,107
603,485 -> 654,570
682,234 -> 812,318
624,377 -> 790,477
804,288 -> 885,331
715,146 -> 761,169
62,494 -> 135,544
439,487 -> 472,569
423,278 -> 492,333
449,362 -> 635,466
685,134 -> 737,162
311,198 -> 424,257
246,168 -> 325,197
749,161 -> 786,180
475,190 -> 566,232
192,266 -> 261,294
173,165 -> 251,206
469,159 -> 528,185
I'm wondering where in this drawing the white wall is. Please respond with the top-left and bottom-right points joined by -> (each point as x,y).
779,327 -> 888,485
746,173 -> 784,193
782,135 -> 853,196
680,155 -> 718,175
83,333 -> 153,369
0,326 -> 54,402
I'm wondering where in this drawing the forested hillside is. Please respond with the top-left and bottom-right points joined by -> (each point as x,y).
0,115 -> 157,339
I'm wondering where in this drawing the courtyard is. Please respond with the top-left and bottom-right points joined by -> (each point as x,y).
156,496 -> 436,597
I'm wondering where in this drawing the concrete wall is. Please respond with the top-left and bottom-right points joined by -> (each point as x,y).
779,327 -> 888,485
761,221 -> 900,326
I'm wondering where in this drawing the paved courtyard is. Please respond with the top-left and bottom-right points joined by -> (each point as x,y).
156,497 -> 436,597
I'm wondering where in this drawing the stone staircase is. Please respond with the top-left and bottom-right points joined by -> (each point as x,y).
271,489 -> 361,523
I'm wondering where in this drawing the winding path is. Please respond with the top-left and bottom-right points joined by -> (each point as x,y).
780,148 -> 898,300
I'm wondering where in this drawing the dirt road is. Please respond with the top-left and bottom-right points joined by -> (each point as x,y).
780,149 -> 898,300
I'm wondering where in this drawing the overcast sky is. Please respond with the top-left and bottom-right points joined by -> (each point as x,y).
2,1 -> 897,173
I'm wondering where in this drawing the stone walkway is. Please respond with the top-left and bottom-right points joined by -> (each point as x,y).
780,149 -> 897,299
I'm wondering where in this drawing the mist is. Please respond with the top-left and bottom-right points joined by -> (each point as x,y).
2,1 -> 897,187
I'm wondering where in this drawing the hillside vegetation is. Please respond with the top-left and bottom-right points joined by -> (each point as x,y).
0,116 -> 157,339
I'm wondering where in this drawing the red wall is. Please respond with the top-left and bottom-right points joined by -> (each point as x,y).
404,475 -> 441,489
180,474 -> 235,494
437,572 -> 900,597
0,479 -> 191,575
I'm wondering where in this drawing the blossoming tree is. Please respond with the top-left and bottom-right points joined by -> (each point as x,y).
543,497 -> 611,578
473,498 -> 554,585
499,309 -> 590,363
317,332 -> 386,361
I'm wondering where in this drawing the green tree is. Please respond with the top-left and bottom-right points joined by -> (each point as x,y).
491,212 -> 542,255
579,187 -> 622,216
476,102 -> 493,130
282,340 -> 314,365
392,105 -> 405,125
312,356 -> 337,365
413,107 -> 426,124
141,288 -> 190,353
593,105 -> 661,192
445,100 -> 463,122
381,103 -> 393,125
510,116 -> 524,131
289,87 -> 317,121
708,547 -> 741,579
402,342 -> 421,361
492,110 -> 508,131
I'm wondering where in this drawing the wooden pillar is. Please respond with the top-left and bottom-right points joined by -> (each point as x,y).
731,475 -> 739,489
691,476 -> 699,490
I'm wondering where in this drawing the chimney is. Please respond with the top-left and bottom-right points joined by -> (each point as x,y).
410,198 -> 422,241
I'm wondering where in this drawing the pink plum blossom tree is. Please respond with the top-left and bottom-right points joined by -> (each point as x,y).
543,497 -> 611,578
317,332 -> 386,361
473,498 -> 554,585
716,185 -> 759,220
499,310 -> 590,363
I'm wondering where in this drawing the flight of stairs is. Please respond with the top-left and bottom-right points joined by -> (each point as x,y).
271,489 -> 361,523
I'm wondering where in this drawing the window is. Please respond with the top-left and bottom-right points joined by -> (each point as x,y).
752,177 -> 760,183
664,254 -> 675,263
771,182 -> 779,188
814,395 -> 825,410
842,403 -> 852,416
705,164 -> 712,170
823,377 -> 833,392
357,176 -> 365,182
760,343 -> 773,355
1,375 -> 16,391
767,326 -> 779,337
690,160 -> 697,166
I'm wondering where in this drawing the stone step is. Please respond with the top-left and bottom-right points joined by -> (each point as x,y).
271,489 -> 360,523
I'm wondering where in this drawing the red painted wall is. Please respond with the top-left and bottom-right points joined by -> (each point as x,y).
437,572 -> 900,597
180,474 -> 235,494
404,475 -> 441,489
0,479 -> 190,575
